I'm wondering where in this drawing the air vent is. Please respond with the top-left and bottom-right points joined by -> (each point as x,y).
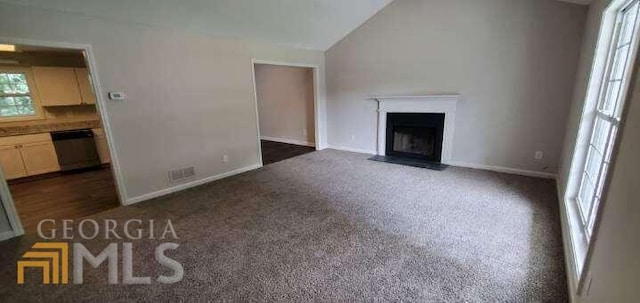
168,167 -> 196,183
183,167 -> 195,178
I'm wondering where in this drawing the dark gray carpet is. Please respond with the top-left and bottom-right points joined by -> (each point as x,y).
0,149 -> 567,302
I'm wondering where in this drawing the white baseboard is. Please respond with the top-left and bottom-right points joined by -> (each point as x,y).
125,163 -> 261,205
327,144 -> 377,155
326,145 -> 556,179
260,136 -> 315,147
447,160 -> 557,179
0,230 -> 16,241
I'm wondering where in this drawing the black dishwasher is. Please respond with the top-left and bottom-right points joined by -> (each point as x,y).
51,129 -> 101,171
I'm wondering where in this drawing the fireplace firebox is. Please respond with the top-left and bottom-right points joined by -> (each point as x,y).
386,113 -> 444,162
370,112 -> 447,170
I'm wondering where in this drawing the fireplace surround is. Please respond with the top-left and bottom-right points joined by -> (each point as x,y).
371,95 -> 459,169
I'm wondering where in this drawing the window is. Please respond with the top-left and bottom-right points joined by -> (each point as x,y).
0,68 -> 41,120
576,0 -> 639,239
565,0 -> 640,291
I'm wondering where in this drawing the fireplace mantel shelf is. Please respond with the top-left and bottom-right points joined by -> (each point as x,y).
372,95 -> 460,101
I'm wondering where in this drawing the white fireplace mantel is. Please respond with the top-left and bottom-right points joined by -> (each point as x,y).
373,95 -> 459,164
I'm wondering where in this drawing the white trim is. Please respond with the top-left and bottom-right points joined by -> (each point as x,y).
327,145 -> 377,155
0,231 -> 16,241
250,61 -> 264,168
84,43 -> 128,205
0,166 -> 23,239
125,163 -> 260,205
260,136 -> 316,147
251,59 -> 325,152
374,95 -> 459,164
558,180 -> 579,303
252,59 -> 320,69
447,160 -> 558,179
372,94 -> 461,100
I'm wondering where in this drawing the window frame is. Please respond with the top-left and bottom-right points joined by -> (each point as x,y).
565,0 -> 640,295
576,0 -> 638,238
0,66 -> 44,122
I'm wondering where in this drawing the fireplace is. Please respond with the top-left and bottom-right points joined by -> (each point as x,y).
386,113 -> 444,162
369,95 -> 459,170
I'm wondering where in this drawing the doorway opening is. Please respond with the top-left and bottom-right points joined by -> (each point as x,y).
252,62 -> 318,165
0,42 -> 120,237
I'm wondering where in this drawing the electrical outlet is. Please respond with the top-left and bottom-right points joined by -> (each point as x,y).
302,129 -> 307,136
223,155 -> 229,163
350,135 -> 356,142
535,151 -> 544,161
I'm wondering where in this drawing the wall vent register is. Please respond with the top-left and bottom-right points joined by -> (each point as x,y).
169,166 -> 196,183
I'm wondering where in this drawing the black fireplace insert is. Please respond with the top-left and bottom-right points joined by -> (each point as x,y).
370,112 -> 447,170
386,113 -> 445,162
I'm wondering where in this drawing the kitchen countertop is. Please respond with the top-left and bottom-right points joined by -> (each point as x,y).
0,120 -> 102,137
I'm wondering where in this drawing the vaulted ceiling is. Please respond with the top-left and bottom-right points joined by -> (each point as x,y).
0,0 -> 592,50
0,0 -> 394,50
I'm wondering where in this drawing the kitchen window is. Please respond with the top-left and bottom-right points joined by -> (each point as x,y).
0,67 -> 42,121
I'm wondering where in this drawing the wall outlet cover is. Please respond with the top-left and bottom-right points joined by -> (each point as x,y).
535,151 -> 544,160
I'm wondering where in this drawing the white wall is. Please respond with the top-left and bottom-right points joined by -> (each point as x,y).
325,0 -> 587,174
0,2 -> 326,203
255,64 -> 315,145
558,0 -> 640,301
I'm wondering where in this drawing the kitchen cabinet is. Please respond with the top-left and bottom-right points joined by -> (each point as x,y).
0,134 -> 60,180
75,68 -> 96,105
0,145 -> 27,179
92,128 -> 110,164
32,67 -> 83,106
20,141 -> 60,176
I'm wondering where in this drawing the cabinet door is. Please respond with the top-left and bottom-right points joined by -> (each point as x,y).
32,67 -> 82,106
92,129 -> 110,164
19,142 -> 60,176
0,145 -> 27,180
75,68 -> 96,105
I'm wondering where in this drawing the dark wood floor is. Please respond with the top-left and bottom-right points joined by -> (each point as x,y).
8,167 -> 120,234
261,140 -> 315,165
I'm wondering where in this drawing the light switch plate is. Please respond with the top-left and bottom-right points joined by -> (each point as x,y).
108,92 -> 125,100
